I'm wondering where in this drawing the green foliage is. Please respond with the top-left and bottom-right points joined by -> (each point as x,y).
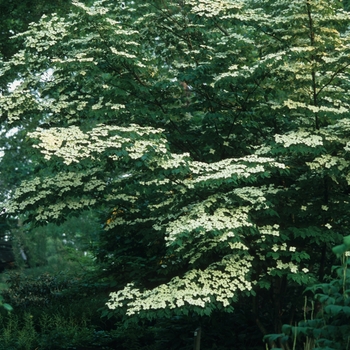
0,294 -> 12,312
0,268 -> 119,349
2,0 -> 350,346
0,0 -> 74,61
10,210 -> 100,270
0,0 -> 82,207
264,235 -> 350,349
0,310 -> 115,350
0,312 -> 36,350
2,271 -> 74,308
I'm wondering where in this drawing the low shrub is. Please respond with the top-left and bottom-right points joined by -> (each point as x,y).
2,271 -> 72,308
0,310 -> 116,350
264,235 -> 350,350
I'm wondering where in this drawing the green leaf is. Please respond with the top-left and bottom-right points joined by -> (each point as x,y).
343,235 -> 350,248
332,244 -> 348,256
3,303 -> 13,311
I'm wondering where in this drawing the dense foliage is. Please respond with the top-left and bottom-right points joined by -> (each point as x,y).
1,0 -> 350,348
266,235 -> 350,349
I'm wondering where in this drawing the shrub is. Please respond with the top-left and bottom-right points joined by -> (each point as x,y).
264,235 -> 350,350
1,271 -> 72,308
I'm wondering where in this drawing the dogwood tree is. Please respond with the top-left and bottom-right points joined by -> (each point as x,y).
2,0 -> 350,339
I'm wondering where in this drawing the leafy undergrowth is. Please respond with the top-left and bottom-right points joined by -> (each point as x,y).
264,235 -> 350,350
0,269 -> 117,349
0,269 -> 265,349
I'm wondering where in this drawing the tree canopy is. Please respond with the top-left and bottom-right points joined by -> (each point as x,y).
2,0 -> 350,339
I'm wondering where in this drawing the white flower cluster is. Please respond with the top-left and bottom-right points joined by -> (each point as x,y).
271,243 -> 294,252
188,156 -> 285,186
275,130 -> 323,148
164,204 -> 252,246
152,153 -> 189,170
0,88 -> 42,122
29,124 -> 167,165
186,0 -> 243,18
282,99 -> 348,115
259,224 -> 280,238
6,170 -> 103,218
268,260 -> 299,274
107,254 -> 254,314
307,154 -> 349,171
73,1 -> 109,16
